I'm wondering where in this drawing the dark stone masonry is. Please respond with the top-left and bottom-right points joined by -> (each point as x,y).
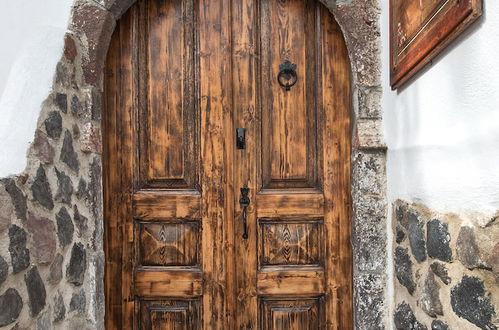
393,200 -> 499,330
0,289 -> 23,327
8,225 -> 30,274
426,219 -> 452,262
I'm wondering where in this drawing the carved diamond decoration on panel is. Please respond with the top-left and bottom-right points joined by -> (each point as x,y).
259,219 -> 323,267
139,221 -> 200,267
260,297 -> 324,329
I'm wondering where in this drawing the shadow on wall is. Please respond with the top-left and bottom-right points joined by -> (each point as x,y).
384,1 -> 499,213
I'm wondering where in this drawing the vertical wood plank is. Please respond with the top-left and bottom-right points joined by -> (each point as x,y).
322,6 -> 353,329
198,0 -> 231,327
232,0 -> 259,326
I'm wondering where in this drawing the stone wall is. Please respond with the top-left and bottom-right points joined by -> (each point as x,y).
393,200 -> 499,330
0,30 -> 104,328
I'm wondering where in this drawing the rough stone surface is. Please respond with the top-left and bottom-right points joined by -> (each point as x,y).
408,209 -> 427,263
354,273 -> 385,330
56,207 -> 74,248
451,276 -> 496,329
396,226 -> 406,244
60,130 -> 79,172
35,307 -> 51,330
80,121 -> 102,153
71,1 -> 116,85
420,272 -> 443,317
26,214 -> 56,264
0,256 -> 8,286
69,290 -> 86,314
73,205 -> 88,236
53,291 -> 66,323
430,262 -> 451,285
394,302 -> 427,330
2,178 -> 27,222
489,242 -> 499,283
456,226 -> 482,269
33,131 -> 55,165
25,267 -> 46,317
395,201 -> 409,229
31,165 -> 54,210
0,288 -> 23,327
8,225 -> 30,273
66,243 -> 86,286
395,247 -> 416,295
76,178 -> 90,202
64,33 -> 77,62
44,111 -> 63,139
55,168 -> 73,205
54,93 -> 68,113
431,320 -> 450,330
427,219 -> 452,262
71,95 -> 84,117
55,61 -> 73,88
394,200 -> 499,330
48,253 -> 64,285
358,86 -> 382,119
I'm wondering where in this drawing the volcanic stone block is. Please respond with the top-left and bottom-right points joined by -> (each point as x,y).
408,209 -> 427,262
395,247 -> 416,295
0,288 -> 23,327
25,267 -> 46,317
427,219 -> 452,262
8,225 -> 30,273
66,243 -> 86,286
451,275 -> 496,329
31,165 -> 54,210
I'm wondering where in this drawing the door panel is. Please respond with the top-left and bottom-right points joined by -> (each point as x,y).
104,0 -> 352,328
260,0 -> 321,189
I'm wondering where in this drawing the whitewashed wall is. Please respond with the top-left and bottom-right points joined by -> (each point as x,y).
0,0 -> 73,176
381,1 -> 499,214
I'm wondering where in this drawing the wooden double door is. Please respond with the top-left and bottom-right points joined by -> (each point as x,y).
103,0 -> 352,328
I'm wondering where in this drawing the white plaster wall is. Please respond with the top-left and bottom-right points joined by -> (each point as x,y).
0,0 -> 73,176
382,1 -> 499,214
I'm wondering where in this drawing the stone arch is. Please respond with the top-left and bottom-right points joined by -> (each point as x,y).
0,0 -> 386,328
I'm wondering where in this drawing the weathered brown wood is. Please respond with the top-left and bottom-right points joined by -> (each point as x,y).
139,300 -> 201,329
257,269 -> 325,295
322,8 -> 353,329
133,192 -> 201,219
260,298 -> 324,329
256,192 -> 324,217
390,0 -> 482,89
135,270 -> 203,297
104,0 -> 352,328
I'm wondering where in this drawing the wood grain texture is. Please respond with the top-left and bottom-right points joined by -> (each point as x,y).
259,219 -> 323,267
390,0 -> 482,89
139,299 -> 201,329
260,298 -> 324,330
139,222 -> 200,266
135,270 -> 202,297
104,0 -> 352,328
138,0 -> 199,188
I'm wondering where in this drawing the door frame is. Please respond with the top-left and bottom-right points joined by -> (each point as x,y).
65,0 -> 387,328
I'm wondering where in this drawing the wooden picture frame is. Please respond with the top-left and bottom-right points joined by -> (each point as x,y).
390,0 -> 482,89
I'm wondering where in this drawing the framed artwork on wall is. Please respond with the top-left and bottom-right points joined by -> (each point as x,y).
390,0 -> 482,89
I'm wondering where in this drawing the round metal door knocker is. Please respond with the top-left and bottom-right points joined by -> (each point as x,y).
277,60 -> 298,91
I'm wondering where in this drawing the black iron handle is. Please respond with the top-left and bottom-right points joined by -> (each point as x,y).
239,187 -> 250,239
277,60 -> 298,91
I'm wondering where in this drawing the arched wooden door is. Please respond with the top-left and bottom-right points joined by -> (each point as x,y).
103,0 -> 352,328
